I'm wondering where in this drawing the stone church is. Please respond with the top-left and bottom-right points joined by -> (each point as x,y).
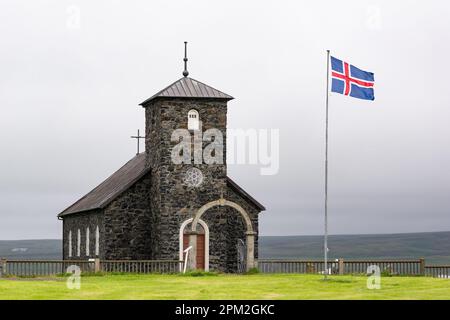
58,51 -> 265,272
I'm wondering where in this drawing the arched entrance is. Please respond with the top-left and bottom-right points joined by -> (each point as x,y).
179,218 -> 209,271
187,198 -> 256,272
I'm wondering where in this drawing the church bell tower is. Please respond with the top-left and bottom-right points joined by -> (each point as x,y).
139,42 -> 234,260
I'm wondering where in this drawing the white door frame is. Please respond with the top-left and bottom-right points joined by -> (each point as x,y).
179,218 -> 209,271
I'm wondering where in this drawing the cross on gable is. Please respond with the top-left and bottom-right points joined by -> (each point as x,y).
131,129 -> 145,155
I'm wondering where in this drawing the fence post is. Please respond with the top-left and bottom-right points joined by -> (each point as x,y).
0,258 -> 7,277
419,258 -> 425,276
94,258 -> 101,273
338,258 -> 344,275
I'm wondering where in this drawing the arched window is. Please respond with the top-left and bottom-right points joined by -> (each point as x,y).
95,226 -> 100,256
86,227 -> 90,256
188,109 -> 199,130
68,230 -> 72,257
77,229 -> 81,257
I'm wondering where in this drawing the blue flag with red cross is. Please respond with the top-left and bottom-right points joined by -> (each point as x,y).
330,56 -> 375,100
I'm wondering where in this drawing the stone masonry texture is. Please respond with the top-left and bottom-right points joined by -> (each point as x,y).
61,96 -> 262,273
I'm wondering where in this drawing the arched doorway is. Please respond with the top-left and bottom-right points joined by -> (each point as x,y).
187,198 -> 256,272
179,218 -> 209,271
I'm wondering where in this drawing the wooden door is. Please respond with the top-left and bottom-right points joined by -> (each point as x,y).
183,234 -> 205,270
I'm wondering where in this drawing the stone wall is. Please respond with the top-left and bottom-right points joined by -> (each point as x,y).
62,210 -> 104,260
143,97 -> 262,272
103,173 -> 152,260
61,95 -> 263,273
200,184 -> 260,272
225,184 -> 261,261
200,206 -> 246,272
175,182 -> 261,273
144,98 -> 229,262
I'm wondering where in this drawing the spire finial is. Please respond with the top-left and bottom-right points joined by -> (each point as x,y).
183,41 -> 189,77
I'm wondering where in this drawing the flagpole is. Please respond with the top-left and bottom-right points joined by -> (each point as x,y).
324,49 -> 330,280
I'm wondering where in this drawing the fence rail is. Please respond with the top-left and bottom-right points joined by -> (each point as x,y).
0,259 -> 183,277
425,266 -> 450,278
1,260 -> 94,277
1,258 -> 449,278
344,260 -> 423,275
258,260 -> 338,274
101,260 -> 182,274
258,259 -> 426,276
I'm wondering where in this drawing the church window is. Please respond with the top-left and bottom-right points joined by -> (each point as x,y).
77,229 -> 81,257
68,230 -> 72,257
95,226 -> 100,256
188,109 -> 199,130
86,227 -> 90,256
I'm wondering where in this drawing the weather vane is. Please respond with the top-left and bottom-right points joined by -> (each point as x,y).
183,41 -> 189,77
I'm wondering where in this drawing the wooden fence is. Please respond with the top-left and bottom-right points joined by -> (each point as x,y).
1,258 -> 450,278
258,259 -> 428,276
0,260 -> 95,277
343,259 -> 424,275
258,260 -> 337,274
101,260 -> 182,274
0,259 -> 183,277
425,266 -> 450,278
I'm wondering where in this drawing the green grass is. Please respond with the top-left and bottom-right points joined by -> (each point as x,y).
0,274 -> 449,300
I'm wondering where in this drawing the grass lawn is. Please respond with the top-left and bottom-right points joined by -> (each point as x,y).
0,273 -> 449,300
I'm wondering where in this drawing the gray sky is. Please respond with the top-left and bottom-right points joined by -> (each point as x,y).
1,0 -> 450,239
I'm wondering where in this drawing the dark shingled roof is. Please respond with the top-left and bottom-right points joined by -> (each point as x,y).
58,153 -> 265,217
139,77 -> 233,105
58,153 -> 150,217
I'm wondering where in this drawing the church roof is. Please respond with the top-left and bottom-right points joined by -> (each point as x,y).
58,153 -> 150,217
139,77 -> 233,105
226,177 -> 265,211
58,153 -> 264,217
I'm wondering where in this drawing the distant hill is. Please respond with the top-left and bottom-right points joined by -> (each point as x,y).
1,231 -> 449,264
260,231 -> 450,264
0,240 -> 61,260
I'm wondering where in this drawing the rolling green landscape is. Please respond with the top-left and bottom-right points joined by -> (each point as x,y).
1,231 -> 450,263
0,273 -> 449,300
1,233 -> 449,300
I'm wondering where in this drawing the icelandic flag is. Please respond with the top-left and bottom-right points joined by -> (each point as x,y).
330,56 -> 375,100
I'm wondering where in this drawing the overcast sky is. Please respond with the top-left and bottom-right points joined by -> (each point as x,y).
1,0 -> 449,239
